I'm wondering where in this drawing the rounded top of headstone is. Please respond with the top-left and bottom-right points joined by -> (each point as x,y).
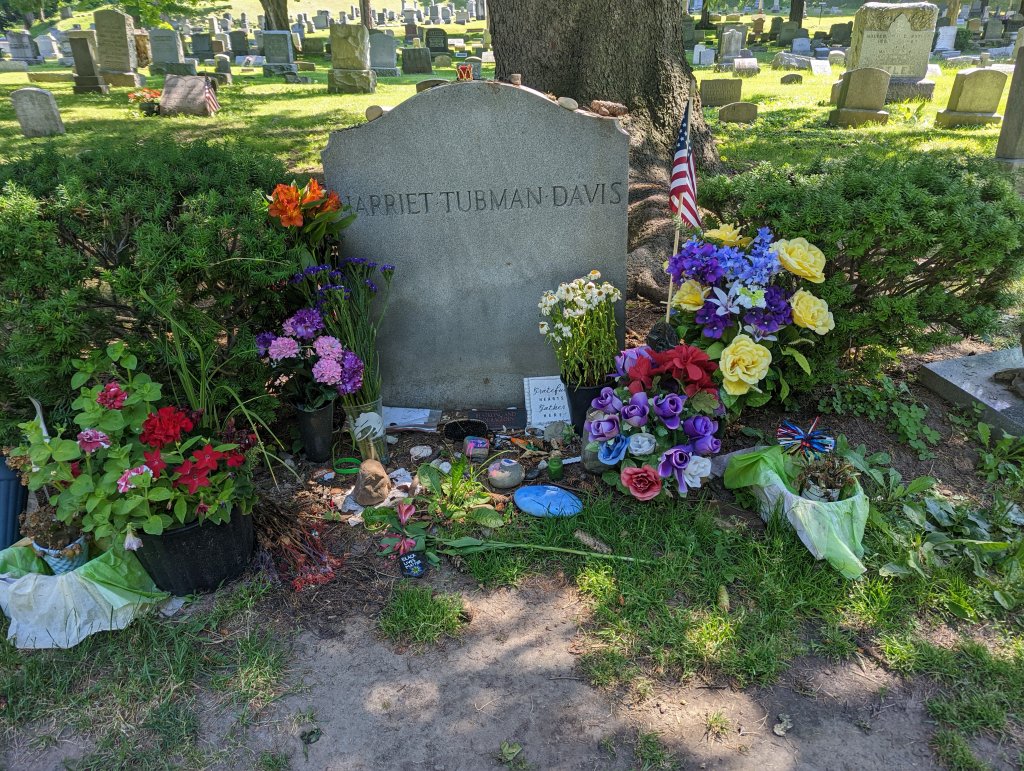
854,2 -> 939,31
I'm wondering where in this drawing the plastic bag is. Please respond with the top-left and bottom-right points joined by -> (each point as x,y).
0,544 -> 170,649
723,446 -> 868,579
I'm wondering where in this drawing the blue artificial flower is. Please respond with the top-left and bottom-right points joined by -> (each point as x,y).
598,435 -> 629,465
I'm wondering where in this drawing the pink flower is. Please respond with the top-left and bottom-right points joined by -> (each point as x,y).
396,537 -> 417,555
77,429 -> 111,454
116,464 -> 152,493
313,336 -> 344,360
96,382 -> 127,410
397,503 -> 415,526
312,357 -> 342,385
124,527 -> 143,551
620,465 -> 663,502
267,336 -> 300,361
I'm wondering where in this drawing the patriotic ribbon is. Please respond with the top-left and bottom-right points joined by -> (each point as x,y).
777,418 -> 835,459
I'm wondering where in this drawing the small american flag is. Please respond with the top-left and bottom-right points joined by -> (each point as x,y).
204,78 -> 221,115
669,99 -> 701,230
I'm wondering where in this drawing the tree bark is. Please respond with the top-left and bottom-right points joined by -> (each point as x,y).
360,0 -> 375,28
259,0 -> 288,30
490,0 -> 721,303
945,0 -> 962,24
789,0 -> 804,25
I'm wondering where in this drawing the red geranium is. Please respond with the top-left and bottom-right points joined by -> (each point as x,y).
140,406 -> 194,449
651,345 -> 719,397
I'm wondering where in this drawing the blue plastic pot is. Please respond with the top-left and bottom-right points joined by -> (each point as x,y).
0,457 -> 28,550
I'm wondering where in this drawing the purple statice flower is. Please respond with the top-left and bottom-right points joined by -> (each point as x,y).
313,335 -> 344,360
614,347 -> 654,379
282,308 -> 324,340
268,336 -> 300,361
255,332 -> 276,357
337,351 -> 364,395
652,393 -> 686,430
380,264 -> 396,273
312,357 -> 343,385
346,257 -> 368,265
695,300 -> 734,339
598,435 -> 629,465
621,392 -> 650,428
585,413 -> 620,443
666,239 -> 724,285
365,279 -> 378,293
591,386 -> 623,415
289,265 -> 332,284
657,446 -> 692,489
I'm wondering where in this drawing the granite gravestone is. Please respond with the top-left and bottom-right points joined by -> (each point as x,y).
846,2 -> 938,101
160,74 -> 216,116
369,32 -> 399,76
401,46 -> 433,73
321,82 -> 628,408
936,67 -> 1007,126
700,77 -> 743,106
134,30 -> 151,68
718,28 -> 743,64
7,31 -> 43,64
262,30 -> 297,75
719,101 -> 758,122
828,66 -> 891,125
996,60 -> 1024,171
68,30 -> 109,93
328,24 -> 376,93
34,33 -> 59,59
191,32 -> 214,58
425,27 -> 448,54
94,8 -> 143,86
11,87 -> 65,137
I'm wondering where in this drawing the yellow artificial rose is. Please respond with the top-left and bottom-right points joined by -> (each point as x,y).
703,223 -> 752,248
719,334 -> 773,396
790,289 -> 835,335
773,237 -> 826,283
671,280 -> 710,312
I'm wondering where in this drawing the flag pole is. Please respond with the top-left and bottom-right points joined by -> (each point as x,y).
665,94 -> 695,325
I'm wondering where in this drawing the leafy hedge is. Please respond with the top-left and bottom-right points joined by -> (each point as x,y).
699,152 -> 1024,389
0,139 -> 296,443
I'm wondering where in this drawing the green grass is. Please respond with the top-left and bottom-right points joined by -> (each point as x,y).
931,729 -> 990,771
378,586 -> 466,645
633,729 -> 678,771
0,577 -> 290,770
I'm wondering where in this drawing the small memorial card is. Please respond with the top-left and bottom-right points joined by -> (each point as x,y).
523,376 -> 571,429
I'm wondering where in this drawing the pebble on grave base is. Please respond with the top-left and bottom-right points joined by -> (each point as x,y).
589,99 -> 628,117
365,104 -> 392,121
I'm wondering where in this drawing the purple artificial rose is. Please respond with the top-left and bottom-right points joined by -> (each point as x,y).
620,392 -> 650,428
691,435 -> 721,455
591,387 -> 623,415
657,446 -> 692,489
585,413 -> 620,443
683,415 -> 718,439
614,347 -> 653,379
652,393 -> 687,430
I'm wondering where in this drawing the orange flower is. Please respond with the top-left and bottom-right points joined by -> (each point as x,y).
302,178 -> 325,206
318,191 -> 341,214
268,183 -> 303,228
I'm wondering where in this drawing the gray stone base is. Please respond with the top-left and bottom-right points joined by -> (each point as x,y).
0,61 -> 29,72
829,79 -> 842,104
828,107 -> 889,126
920,348 -> 1024,437
28,72 -> 75,83
884,78 -> 935,102
263,63 -> 298,76
152,62 -> 199,76
74,81 -> 110,94
935,109 -> 1002,127
327,68 -> 377,93
207,71 -> 233,85
103,71 -> 145,87
12,56 -> 44,65
371,66 -> 400,77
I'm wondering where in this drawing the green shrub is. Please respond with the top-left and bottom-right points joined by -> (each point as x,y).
699,153 -> 1024,390
0,139 -> 297,443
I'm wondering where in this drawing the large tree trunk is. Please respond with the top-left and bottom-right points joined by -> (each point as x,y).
259,0 -> 288,30
360,0 -> 376,28
490,0 -> 721,303
789,0 -> 805,25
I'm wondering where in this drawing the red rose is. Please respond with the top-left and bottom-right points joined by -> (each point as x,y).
620,465 -> 663,501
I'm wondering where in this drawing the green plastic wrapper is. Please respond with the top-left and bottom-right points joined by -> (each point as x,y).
723,446 -> 868,579
0,544 -> 169,649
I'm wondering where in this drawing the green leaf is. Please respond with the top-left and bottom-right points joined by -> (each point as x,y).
470,506 -> 504,529
745,390 -> 773,408
977,422 -> 991,447
148,487 -> 172,501
706,341 -> 724,360
174,496 -> 186,522
601,470 -> 619,487
51,439 -> 82,462
97,410 -> 126,433
71,371 -> 90,389
106,341 -> 125,362
70,474 -> 94,496
121,354 -> 138,371
142,515 -> 164,535
879,562 -> 912,577
903,476 -> 936,496
29,444 -> 52,465
778,372 -> 790,404
993,590 -> 1015,610
781,346 -> 812,375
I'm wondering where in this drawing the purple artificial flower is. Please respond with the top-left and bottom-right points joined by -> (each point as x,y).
312,357 -> 343,385
657,446 -> 692,489
691,434 -> 722,455
591,386 -> 623,415
652,393 -> 687,430
282,308 -> 324,340
621,392 -> 650,428
255,332 -> 276,357
666,239 -> 725,285
268,336 -> 300,361
313,335 -> 344,360
614,347 -> 654,379
598,435 -> 629,465
695,300 -> 734,339
337,350 -> 364,395
683,415 -> 718,439
585,413 -> 621,443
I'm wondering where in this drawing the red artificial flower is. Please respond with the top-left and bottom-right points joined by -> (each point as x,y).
225,452 -> 246,468
627,355 -> 657,395
143,449 -> 167,479
651,345 -> 719,397
140,406 -> 194,449
620,465 -> 663,502
190,443 -> 226,473
268,183 -> 303,228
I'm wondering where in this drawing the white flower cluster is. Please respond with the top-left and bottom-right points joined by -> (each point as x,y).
538,270 -> 622,341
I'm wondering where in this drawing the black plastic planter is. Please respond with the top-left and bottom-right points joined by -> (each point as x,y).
296,402 -> 334,463
562,380 -> 608,437
135,511 -> 254,595
0,457 -> 27,551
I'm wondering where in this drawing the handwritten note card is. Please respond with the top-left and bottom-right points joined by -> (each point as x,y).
523,376 -> 571,428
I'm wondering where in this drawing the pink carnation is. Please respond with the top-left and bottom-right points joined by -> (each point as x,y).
268,336 -> 300,361
313,336 -> 344,360
312,357 -> 343,385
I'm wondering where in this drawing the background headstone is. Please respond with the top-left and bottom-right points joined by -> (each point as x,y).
700,77 -> 743,106
369,31 -> 399,76
829,66 -> 891,125
936,67 -> 1006,126
322,83 -> 628,408
11,87 -> 65,137
160,74 -> 216,116
94,8 -> 143,86
68,30 -> 108,93
995,60 -> 1024,169
401,46 -> 433,73
328,24 -> 376,93
846,2 -> 939,101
